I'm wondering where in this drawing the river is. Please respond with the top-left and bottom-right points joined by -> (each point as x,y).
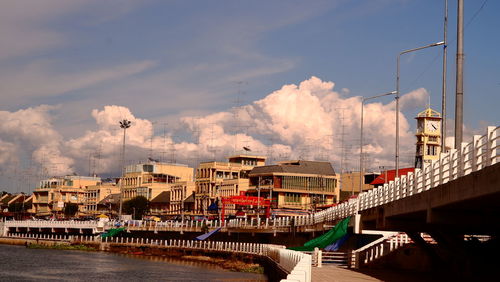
0,244 -> 268,281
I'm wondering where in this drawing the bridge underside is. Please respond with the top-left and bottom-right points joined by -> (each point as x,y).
360,162 -> 500,234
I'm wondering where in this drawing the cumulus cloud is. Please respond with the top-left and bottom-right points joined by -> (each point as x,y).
0,105 -> 72,177
1,77 -> 432,192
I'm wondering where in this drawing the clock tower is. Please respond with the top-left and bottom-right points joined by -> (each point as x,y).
415,107 -> 442,168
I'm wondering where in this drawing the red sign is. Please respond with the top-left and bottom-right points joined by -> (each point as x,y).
221,195 -> 270,206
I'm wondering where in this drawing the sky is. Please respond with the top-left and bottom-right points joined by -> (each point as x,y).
1,0 -> 498,193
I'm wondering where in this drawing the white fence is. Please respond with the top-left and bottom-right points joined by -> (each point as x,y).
4,232 -> 311,282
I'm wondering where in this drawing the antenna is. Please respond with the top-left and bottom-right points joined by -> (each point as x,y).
267,137 -> 277,165
232,81 -> 248,153
160,122 -> 168,162
168,136 -> 177,163
208,123 -> 218,161
149,121 -> 157,160
335,108 -> 349,194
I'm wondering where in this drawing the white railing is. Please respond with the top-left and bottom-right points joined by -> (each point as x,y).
5,220 -> 99,229
314,125 -> 499,225
3,232 -> 310,282
350,232 -> 410,268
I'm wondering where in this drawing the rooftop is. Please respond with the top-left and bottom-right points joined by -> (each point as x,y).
249,160 -> 336,176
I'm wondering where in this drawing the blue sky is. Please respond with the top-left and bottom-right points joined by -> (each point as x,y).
0,0 -> 498,192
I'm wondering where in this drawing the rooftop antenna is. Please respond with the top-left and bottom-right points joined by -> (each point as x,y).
335,108 -> 349,195
232,81 -> 247,154
208,123 -> 218,161
160,122 -> 168,162
267,137 -> 276,165
168,136 -> 177,163
149,121 -> 157,160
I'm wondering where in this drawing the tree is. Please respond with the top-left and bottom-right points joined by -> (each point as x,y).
123,196 -> 149,220
64,203 -> 79,217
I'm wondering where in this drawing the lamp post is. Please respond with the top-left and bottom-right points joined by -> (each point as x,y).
360,91 -> 397,193
396,41 -> 444,178
118,119 -> 132,220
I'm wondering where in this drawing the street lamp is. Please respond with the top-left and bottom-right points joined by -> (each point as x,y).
396,41 -> 444,178
118,119 -> 132,220
360,91 -> 397,194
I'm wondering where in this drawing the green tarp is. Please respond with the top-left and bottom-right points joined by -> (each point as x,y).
288,217 -> 350,251
101,227 -> 126,238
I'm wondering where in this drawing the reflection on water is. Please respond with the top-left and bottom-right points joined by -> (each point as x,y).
0,244 -> 268,281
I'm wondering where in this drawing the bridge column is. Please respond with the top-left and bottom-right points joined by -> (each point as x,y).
353,214 -> 361,234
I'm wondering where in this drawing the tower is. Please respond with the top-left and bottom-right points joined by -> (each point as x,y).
415,107 -> 442,168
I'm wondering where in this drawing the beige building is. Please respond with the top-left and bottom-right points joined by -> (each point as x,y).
338,171 -> 377,201
83,182 -> 120,215
195,154 -> 266,214
170,181 -> 196,215
33,176 -> 101,216
247,160 -> 339,211
415,107 -> 442,168
120,162 -> 194,202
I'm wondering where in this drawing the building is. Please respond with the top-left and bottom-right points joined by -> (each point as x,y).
83,181 -> 120,215
246,160 -> 339,212
32,175 -> 101,217
170,181 -> 196,215
339,171 -> 378,201
195,154 -> 266,215
120,162 -> 194,202
415,107 -> 442,168
0,193 -> 33,218
150,191 -> 171,216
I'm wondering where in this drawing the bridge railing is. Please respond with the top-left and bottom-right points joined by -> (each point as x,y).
314,125 -> 499,224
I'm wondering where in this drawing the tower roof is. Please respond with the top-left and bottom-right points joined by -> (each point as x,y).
416,107 -> 441,119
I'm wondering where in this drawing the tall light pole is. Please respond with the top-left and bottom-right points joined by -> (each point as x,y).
118,119 -> 132,219
454,0 -> 464,149
360,91 -> 397,194
441,0 -> 448,152
396,41 -> 444,178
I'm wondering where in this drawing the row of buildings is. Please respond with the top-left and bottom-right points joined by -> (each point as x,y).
27,155 -> 341,218
4,107 -> 443,219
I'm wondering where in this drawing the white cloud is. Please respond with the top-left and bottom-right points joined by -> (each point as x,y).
0,77 -> 436,192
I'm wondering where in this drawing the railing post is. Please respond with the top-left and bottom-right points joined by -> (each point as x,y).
471,135 -> 481,172
486,126 -> 496,166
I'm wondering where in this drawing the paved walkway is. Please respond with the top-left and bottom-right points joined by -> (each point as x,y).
312,266 -> 381,282
312,265 -> 444,282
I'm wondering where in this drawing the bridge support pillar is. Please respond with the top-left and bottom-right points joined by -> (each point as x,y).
354,214 -> 361,234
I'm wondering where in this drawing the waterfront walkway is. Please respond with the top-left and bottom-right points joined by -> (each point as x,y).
312,265 -> 445,282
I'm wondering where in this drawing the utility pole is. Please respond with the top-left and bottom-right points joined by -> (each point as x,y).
454,0 -> 464,149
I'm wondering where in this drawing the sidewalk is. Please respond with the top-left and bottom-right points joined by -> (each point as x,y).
312,265 -> 445,282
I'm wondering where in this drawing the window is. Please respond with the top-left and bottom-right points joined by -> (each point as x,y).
426,145 -> 438,156
285,193 -> 300,203
143,165 -> 154,172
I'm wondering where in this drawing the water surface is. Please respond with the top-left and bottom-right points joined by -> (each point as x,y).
0,244 -> 267,281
